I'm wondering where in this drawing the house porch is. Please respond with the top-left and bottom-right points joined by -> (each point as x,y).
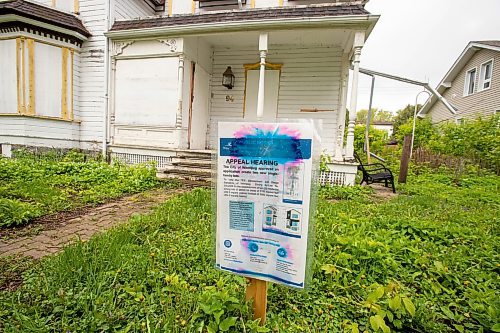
108,28 -> 366,184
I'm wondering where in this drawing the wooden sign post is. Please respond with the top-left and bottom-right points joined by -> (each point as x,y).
245,278 -> 268,325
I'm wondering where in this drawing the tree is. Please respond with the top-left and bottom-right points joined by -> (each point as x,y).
356,108 -> 395,123
393,104 -> 422,135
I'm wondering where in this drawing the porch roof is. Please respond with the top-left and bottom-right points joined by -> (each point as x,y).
0,0 -> 90,38
110,4 -> 371,33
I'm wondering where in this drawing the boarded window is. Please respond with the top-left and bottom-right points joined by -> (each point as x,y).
114,57 -> 179,127
0,39 -> 17,113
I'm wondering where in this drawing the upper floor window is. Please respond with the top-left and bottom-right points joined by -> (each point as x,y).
479,59 -> 493,91
464,68 -> 476,96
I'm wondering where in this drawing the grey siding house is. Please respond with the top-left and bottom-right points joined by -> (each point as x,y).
420,41 -> 500,123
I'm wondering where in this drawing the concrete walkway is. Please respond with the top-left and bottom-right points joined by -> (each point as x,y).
0,187 -> 186,259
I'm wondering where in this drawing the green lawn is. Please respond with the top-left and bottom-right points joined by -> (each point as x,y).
0,169 -> 498,332
0,151 -> 159,228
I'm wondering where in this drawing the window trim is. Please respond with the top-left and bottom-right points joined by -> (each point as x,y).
463,67 -> 477,97
478,58 -> 494,92
455,117 -> 464,125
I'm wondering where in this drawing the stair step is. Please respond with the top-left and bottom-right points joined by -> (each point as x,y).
163,165 -> 211,176
176,152 -> 213,160
171,159 -> 212,168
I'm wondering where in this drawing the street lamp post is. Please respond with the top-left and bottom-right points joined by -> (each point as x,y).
411,90 -> 431,158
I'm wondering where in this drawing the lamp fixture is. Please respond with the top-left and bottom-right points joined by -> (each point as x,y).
222,66 -> 235,89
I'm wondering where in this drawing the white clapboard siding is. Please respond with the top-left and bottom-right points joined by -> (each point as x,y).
208,46 -> 342,153
196,0 -> 355,14
0,116 -> 80,148
77,0 -> 107,146
115,0 -> 156,20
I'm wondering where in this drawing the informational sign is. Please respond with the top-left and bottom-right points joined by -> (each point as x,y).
216,121 -> 317,289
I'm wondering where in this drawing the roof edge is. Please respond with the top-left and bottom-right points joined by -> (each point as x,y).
0,14 -> 89,41
106,14 -> 379,39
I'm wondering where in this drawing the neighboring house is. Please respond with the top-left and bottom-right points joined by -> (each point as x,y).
372,121 -> 393,137
0,0 -> 380,185
420,41 -> 500,123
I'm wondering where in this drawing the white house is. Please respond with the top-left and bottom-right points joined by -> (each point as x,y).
0,0 -> 379,185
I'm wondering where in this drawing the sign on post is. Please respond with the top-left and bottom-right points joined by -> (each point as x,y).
215,121 -> 318,291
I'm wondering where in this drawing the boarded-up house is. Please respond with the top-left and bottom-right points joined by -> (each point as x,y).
0,0 -> 380,185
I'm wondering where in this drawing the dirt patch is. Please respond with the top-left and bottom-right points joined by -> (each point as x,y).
370,184 -> 398,201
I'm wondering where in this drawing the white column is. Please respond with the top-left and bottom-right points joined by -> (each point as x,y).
345,31 -> 365,160
176,54 -> 185,128
256,33 -> 268,119
334,53 -> 349,161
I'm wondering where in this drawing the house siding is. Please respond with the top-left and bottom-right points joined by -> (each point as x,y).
114,0 -> 156,20
0,117 -> 80,149
208,45 -> 342,153
77,0 -> 107,148
194,0 -> 364,15
428,49 -> 500,123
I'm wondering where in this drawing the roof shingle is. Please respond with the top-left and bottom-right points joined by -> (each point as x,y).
0,0 -> 90,38
110,4 -> 370,31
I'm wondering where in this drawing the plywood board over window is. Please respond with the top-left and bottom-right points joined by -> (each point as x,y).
114,57 -> 179,127
0,39 -> 18,114
35,42 -> 63,118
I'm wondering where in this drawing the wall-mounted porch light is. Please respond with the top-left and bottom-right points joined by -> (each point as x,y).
222,66 -> 235,89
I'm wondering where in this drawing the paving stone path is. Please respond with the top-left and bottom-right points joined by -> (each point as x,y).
0,187 -> 187,260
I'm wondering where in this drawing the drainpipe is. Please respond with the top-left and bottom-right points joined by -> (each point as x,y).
102,0 -> 113,160
256,33 -> 268,119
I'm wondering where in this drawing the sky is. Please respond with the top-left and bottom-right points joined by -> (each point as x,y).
353,0 -> 500,113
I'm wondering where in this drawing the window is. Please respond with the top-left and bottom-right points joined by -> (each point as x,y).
479,60 -> 493,91
456,118 -> 464,125
464,68 -> 476,96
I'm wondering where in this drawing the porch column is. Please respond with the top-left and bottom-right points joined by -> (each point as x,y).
256,33 -> 268,119
176,54 -> 185,128
334,52 -> 349,161
345,31 -> 365,160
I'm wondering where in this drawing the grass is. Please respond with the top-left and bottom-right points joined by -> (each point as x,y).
0,151 -> 160,228
0,168 -> 498,332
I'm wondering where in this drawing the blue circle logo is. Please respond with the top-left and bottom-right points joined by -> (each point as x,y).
277,248 -> 287,258
224,240 -> 232,248
249,242 -> 259,253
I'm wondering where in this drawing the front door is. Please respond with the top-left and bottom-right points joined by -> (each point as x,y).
244,69 -> 280,120
188,62 -> 210,149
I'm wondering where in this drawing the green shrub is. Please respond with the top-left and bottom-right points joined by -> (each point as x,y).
354,125 -> 389,157
394,115 -> 500,172
0,153 -> 159,228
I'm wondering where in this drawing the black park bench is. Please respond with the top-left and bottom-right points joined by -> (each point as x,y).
354,152 -> 396,193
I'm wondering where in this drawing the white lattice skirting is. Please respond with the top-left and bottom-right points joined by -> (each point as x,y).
110,152 -> 173,169
319,170 -> 346,186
